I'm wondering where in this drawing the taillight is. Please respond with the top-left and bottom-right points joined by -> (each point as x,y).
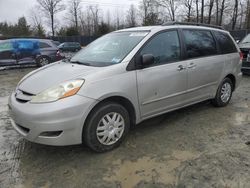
56,50 -> 61,57
239,52 -> 243,60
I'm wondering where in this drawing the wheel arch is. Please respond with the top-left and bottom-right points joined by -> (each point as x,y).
225,73 -> 236,91
84,95 -> 137,129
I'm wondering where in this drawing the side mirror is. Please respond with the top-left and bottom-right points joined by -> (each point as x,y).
141,54 -> 154,67
236,40 -> 240,44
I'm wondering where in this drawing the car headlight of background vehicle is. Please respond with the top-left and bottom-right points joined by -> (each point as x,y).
30,79 -> 84,103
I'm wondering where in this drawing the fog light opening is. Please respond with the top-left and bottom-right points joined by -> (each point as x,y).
39,131 -> 63,137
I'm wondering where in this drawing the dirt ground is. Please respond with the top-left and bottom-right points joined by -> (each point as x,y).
0,68 -> 250,188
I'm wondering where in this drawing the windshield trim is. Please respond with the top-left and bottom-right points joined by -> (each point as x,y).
71,31 -> 149,67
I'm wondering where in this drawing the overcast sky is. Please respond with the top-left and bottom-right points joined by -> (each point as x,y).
0,0 -> 139,24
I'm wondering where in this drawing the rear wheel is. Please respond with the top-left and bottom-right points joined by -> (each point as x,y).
37,56 -> 50,67
83,102 -> 130,152
212,77 -> 233,107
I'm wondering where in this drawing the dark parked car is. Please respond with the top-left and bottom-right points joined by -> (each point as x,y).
58,42 -> 81,52
238,34 -> 250,74
0,38 -> 64,67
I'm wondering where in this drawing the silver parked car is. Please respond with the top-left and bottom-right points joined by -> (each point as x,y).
9,22 -> 242,152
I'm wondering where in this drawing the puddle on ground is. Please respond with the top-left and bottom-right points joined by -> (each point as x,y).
233,112 -> 250,126
232,101 -> 249,108
103,150 -> 198,187
0,96 -> 9,113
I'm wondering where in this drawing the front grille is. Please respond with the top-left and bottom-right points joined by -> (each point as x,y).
15,89 -> 34,103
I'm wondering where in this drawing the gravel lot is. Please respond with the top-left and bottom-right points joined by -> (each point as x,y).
0,68 -> 250,188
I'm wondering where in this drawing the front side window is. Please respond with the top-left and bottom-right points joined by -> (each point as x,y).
140,30 -> 181,65
213,31 -> 237,54
71,31 -> 148,67
183,29 -> 217,58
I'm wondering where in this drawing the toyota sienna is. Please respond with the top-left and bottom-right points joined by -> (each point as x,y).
8,22 -> 242,152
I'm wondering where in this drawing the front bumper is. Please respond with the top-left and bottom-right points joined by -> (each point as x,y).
8,93 -> 96,146
242,59 -> 250,73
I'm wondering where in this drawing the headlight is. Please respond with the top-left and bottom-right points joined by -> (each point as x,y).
30,79 -> 84,103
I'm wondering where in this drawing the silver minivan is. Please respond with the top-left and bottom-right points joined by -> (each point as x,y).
9,23 -> 242,152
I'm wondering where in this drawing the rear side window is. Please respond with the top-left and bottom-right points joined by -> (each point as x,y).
213,31 -> 237,54
17,41 -> 35,50
39,42 -> 51,48
140,30 -> 181,65
183,29 -> 217,59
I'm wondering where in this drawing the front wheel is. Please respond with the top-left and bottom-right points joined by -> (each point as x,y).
212,78 -> 233,107
83,102 -> 130,152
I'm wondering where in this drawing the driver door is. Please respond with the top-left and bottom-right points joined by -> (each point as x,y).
136,30 -> 188,118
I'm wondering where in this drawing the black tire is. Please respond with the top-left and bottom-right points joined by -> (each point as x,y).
83,102 -> 130,152
212,77 -> 233,107
37,56 -> 50,67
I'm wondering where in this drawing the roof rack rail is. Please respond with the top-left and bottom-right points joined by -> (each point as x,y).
162,21 -> 224,30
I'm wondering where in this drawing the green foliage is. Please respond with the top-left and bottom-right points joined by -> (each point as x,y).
0,17 -> 32,37
143,12 -> 162,26
33,24 -> 46,37
96,22 -> 110,36
57,27 -> 67,36
66,27 -> 79,36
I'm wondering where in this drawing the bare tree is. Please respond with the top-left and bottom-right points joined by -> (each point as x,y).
215,0 -> 219,24
89,5 -> 100,35
201,0 -> 204,23
115,10 -> 121,30
84,8 -> 92,35
37,0 -> 65,36
219,0 -> 226,25
183,0 -> 193,22
196,0 -> 199,22
68,0 -> 81,30
231,0 -> 239,30
157,0 -> 179,21
106,10 -> 111,28
245,0 -> 250,29
29,8 -> 43,29
207,0 -> 214,24
140,0 -> 152,24
140,0 -> 162,25
29,8 -> 45,37
126,4 -> 137,27
239,0 -> 244,29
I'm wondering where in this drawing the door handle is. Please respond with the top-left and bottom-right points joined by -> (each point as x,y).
187,62 -> 196,69
177,65 -> 186,71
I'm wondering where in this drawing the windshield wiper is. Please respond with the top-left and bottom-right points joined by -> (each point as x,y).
70,60 -> 90,66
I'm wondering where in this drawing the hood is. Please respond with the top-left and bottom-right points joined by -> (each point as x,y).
238,43 -> 250,49
18,62 -> 99,94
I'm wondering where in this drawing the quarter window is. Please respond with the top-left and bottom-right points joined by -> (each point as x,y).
183,29 -> 217,58
0,41 -> 12,52
213,31 -> 237,54
39,42 -> 51,48
140,30 -> 181,65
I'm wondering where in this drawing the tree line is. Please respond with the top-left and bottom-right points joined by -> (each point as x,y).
1,0 -> 250,38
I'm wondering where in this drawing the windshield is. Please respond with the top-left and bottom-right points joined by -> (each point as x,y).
70,31 -> 148,67
240,34 -> 250,44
